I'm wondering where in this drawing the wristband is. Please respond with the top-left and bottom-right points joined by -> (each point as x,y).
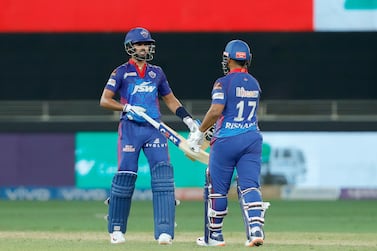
175,106 -> 191,120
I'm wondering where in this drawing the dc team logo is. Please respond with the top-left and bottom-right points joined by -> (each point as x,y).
140,29 -> 149,38
148,71 -> 156,78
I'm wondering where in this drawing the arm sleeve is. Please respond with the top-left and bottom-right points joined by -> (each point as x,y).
104,67 -> 123,93
157,68 -> 173,96
211,79 -> 226,105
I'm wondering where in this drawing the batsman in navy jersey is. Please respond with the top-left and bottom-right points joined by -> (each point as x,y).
188,40 -> 270,247
100,27 -> 199,245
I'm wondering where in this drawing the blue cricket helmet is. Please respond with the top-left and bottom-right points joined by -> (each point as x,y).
222,39 -> 252,74
124,27 -> 156,61
223,39 -> 251,61
124,27 -> 155,44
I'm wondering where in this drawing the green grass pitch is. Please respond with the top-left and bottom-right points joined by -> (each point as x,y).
0,199 -> 376,250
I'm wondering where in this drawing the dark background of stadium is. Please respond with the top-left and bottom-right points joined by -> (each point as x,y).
1,32 -> 376,101
1,32 -> 376,186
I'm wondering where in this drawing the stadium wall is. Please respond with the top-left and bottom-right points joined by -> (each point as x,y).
1,131 -> 377,201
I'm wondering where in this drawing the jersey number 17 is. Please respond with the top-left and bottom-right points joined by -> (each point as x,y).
234,100 -> 257,122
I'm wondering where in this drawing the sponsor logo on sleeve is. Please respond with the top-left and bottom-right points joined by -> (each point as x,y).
212,92 -> 224,100
213,82 -> 222,90
107,79 -> 116,87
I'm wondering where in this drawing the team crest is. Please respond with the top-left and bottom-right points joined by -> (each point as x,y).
148,71 -> 156,78
140,29 -> 149,38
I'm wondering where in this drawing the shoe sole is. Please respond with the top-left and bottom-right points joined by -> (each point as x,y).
197,242 -> 226,247
158,238 -> 172,245
214,243 -> 226,246
110,232 -> 125,244
111,240 -> 125,244
158,241 -> 172,245
110,238 -> 125,244
158,234 -> 172,245
245,238 -> 264,247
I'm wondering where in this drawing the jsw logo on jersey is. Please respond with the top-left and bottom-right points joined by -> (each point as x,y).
131,81 -> 156,95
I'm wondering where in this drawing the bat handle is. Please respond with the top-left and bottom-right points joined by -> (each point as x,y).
134,110 -> 160,128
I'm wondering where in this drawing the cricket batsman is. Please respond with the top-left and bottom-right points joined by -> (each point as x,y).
99,27 -> 199,245
188,39 -> 270,247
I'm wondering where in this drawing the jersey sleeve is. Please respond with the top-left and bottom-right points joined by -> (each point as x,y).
104,66 -> 124,93
211,78 -> 226,105
157,68 -> 172,96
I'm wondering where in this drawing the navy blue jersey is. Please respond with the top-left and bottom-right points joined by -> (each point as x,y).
105,59 -> 172,120
211,68 -> 261,138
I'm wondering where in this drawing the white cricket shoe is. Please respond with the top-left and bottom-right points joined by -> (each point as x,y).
245,226 -> 264,247
196,232 -> 226,246
158,233 -> 172,245
110,231 -> 125,244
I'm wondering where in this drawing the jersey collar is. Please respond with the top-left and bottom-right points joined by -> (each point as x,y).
229,68 -> 248,73
129,59 -> 147,78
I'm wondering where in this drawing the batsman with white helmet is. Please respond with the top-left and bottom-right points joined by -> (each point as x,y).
188,39 -> 270,247
100,27 -> 199,245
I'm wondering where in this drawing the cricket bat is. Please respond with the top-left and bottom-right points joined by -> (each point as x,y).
136,110 -> 209,165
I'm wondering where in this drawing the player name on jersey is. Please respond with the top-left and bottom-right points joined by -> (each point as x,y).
225,122 -> 257,129
236,87 -> 259,98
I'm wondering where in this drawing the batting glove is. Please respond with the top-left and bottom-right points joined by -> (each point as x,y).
187,129 -> 204,153
123,104 -> 146,122
123,104 -> 146,114
183,117 -> 200,133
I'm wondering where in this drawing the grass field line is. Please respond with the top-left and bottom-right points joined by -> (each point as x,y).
0,231 -> 376,247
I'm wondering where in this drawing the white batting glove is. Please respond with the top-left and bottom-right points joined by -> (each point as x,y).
123,104 -> 147,122
183,116 -> 199,133
123,104 -> 146,114
187,130 -> 204,153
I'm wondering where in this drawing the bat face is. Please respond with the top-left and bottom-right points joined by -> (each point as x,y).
158,124 -> 181,146
179,139 -> 209,165
160,123 -> 209,165
184,148 -> 209,165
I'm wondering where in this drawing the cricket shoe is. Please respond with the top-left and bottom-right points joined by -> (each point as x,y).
245,226 -> 264,247
110,231 -> 125,244
196,232 -> 226,246
158,233 -> 172,245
